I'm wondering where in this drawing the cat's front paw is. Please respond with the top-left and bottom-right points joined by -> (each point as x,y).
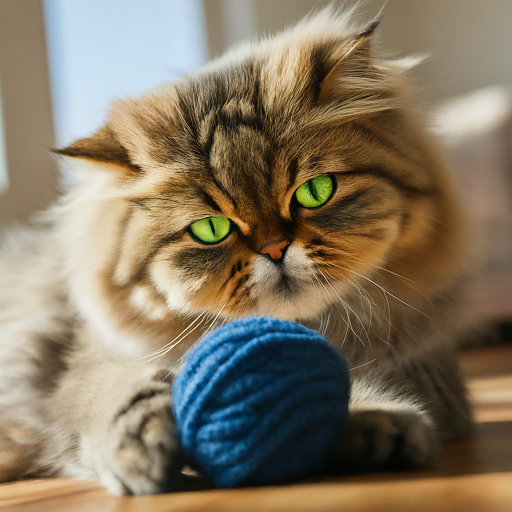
333,409 -> 437,471
100,383 -> 185,495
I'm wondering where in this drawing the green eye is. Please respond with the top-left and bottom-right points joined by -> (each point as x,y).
295,175 -> 334,208
190,216 -> 231,244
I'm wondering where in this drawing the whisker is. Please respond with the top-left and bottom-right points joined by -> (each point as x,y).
310,271 -> 348,344
322,261 -> 387,341
318,268 -> 368,338
316,266 -> 367,347
330,267 -> 377,335
327,265 -> 396,345
202,301 -> 229,338
326,262 -> 432,320
373,330 -> 392,348
166,300 -> 231,379
140,311 -> 207,361
143,313 -> 207,363
326,245 -> 425,297
349,357 -> 379,371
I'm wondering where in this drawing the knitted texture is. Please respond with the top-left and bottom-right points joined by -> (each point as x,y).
172,316 -> 350,488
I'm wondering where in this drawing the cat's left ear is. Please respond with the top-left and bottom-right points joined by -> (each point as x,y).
53,125 -> 141,175
318,19 -> 380,103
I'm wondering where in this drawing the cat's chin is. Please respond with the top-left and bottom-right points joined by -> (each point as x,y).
252,283 -> 333,321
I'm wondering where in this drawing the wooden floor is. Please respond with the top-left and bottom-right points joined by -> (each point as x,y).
1,344 -> 512,512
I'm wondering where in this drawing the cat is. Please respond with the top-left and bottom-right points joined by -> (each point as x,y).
0,8 -> 473,495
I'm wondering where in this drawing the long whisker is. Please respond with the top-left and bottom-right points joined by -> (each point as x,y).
311,269 -> 349,346
326,245 -> 426,298
316,266 -> 367,347
349,357 -> 379,372
318,268 -> 368,336
140,311 -> 207,361
167,300 -> 230,378
326,265 -> 397,344
326,262 -> 432,320
330,267 -> 377,335
143,313 -> 208,363
202,301 -> 229,339
322,260 -> 392,344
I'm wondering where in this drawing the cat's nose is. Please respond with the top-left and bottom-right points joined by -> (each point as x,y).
259,239 -> 290,262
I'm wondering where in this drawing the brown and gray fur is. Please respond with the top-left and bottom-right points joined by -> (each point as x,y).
0,9 -> 472,494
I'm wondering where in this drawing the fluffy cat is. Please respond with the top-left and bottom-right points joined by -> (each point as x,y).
0,9 -> 472,494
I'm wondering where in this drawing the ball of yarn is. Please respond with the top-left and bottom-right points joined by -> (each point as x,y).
171,316 -> 350,488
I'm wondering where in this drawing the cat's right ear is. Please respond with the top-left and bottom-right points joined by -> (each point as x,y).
53,125 -> 141,175
317,19 -> 380,104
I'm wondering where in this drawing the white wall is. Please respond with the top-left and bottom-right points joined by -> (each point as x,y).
44,0 -> 209,146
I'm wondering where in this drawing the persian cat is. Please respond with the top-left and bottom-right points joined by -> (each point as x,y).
0,10 -> 472,494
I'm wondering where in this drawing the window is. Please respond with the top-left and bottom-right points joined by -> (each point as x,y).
44,0 -> 208,146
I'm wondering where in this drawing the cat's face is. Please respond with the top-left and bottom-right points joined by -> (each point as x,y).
116,114 -> 405,321
58,18 -> 440,324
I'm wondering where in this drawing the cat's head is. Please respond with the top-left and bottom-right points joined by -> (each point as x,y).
56,11 -> 462,327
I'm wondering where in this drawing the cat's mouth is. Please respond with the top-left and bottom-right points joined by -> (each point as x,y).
253,267 -> 300,298
274,273 -> 299,296
247,244 -> 332,321
251,245 -> 311,294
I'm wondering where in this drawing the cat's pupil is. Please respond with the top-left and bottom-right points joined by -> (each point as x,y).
308,180 -> 319,201
209,218 -> 216,237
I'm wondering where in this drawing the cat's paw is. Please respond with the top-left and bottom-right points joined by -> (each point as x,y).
333,409 -> 437,471
99,383 -> 185,495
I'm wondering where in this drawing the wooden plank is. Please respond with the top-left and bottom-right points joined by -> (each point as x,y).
3,473 -> 512,512
0,479 -> 100,508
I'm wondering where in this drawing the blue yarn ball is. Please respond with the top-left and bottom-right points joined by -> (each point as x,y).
171,316 -> 350,488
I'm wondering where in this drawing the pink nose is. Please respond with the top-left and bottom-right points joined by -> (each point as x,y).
260,240 -> 290,261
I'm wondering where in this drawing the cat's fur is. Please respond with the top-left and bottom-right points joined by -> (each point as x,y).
0,9 -> 472,494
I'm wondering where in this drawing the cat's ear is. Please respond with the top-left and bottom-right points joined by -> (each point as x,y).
318,19 -> 380,103
53,125 -> 141,175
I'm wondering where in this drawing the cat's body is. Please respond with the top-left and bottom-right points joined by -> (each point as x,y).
0,10 -> 472,494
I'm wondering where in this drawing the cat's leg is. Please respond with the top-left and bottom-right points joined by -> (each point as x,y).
45,355 -> 185,495
401,349 -> 473,440
333,377 -> 437,471
332,350 -> 472,471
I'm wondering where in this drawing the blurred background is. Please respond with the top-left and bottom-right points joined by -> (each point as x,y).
0,0 -> 511,331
